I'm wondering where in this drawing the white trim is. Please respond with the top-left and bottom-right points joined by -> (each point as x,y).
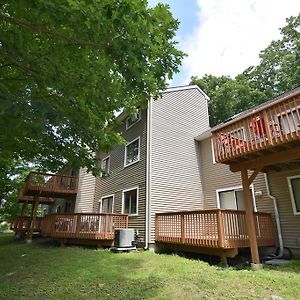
101,155 -> 110,174
210,139 -> 216,164
145,98 -> 153,249
99,194 -> 115,213
161,85 -> 210,100
216,184 -> 257,212
125,108 -> 141,130
122,186 -> 139,216
124,136 -> 140,167
287,175 -> 300,216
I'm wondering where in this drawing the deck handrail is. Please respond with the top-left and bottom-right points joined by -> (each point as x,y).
41,213 -> 129,240
211,92 -> 300,163
155,209 -> 276,249
24,172 -> 78,195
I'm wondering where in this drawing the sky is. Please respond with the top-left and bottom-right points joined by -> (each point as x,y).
148,0 -> 300,86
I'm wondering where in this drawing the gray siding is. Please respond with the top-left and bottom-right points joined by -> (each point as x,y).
74,168 -> 96,213
149,87 -> 209,243
94,109 -> 147,242
198,137 -> 274,213
268,169 -> 300,250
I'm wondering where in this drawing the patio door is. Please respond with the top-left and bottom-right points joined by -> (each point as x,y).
218,188 -> 253,211
100,196 -> 114,213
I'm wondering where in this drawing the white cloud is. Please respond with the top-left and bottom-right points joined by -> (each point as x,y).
182,0 -> 300,82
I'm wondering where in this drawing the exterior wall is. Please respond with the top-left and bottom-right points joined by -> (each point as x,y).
268,169 -> 300,251
198,137 -> 274,214
74,168 -> 96,213
94,109 -> 147,243
149,87 -> 209,243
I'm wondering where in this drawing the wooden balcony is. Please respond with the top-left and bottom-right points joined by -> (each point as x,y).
155,209 -> 276,250
23,172 -> 78,197
211,88 -> 300,171
41,213 -> 128,243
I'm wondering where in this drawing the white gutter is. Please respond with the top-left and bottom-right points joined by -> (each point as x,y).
145,98 -> 153,249
264,173 -> 284,257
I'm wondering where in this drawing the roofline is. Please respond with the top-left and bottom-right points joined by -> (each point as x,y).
161,85 -> 210,100
211,86 -> 300,132
194,130 -> 212,141
116,85 -> 210,122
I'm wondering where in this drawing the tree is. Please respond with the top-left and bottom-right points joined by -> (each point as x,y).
191,14 -> 300,127
0,0 -> 184,177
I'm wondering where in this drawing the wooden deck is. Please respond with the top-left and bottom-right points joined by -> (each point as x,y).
11,216 -> 43,234
23,172 -> 78,197
41,213 -> 128,240
155,209 -> 276,250
211,89 -> 300,171
12,213 -> 129,246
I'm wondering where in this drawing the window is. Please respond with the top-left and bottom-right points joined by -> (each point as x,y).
124,137 -> 140,167
217,186 -> 256,211
126,109 -> 141,130
100,195 -> 114,214
278,108 -> 300,135
122,187 -> 138,215
288,175 -> 300,215
101,156 -> 110,175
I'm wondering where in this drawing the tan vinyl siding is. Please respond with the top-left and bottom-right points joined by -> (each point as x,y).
149,87 -> 209,243
268,169 -> 300,249
74,168 -> 96,213
94,109 -> 147,242
199,137 -> 274,214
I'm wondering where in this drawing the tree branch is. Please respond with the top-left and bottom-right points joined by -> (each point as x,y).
0,15 -> 107,50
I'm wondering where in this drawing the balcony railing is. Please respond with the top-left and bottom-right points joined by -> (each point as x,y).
41,213 -> 128,240
212,91 -> 300,163
24,172 -> 78,196
11,216 -> 43,233
155,209 -> 276,249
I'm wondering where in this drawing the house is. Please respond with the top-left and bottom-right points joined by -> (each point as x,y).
12,85 -> 300,266
74,85 -> 210,248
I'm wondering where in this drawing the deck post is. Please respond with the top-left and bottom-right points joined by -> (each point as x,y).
217,210 -> 225,248
241,168 -> 261,267
20,202 -> 27,216
26,194 -> 39,242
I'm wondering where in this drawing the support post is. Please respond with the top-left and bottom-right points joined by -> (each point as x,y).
26,195 -> 39,242
20,202 -> 27,216
241,168 -> 261,267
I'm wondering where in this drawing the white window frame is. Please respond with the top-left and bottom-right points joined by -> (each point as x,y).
101,155 -> 110,174
122,186 -> 139,216
125,109 -> 141,130
99,194 -> 114,214
287,175 -> 300,216
124,136 -> 140,167
216,184 -> 257,212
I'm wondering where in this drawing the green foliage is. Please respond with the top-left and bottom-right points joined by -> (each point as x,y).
191,14 -> 300,127
0,0 -> 184,176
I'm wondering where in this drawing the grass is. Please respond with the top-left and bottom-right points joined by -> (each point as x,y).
0,233 -> 300,299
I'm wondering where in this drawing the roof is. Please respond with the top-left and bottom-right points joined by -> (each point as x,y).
211,86 -> 300,132
117,84 -> 210,121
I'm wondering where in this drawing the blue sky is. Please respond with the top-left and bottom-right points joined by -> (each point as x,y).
149,0 -> 300,87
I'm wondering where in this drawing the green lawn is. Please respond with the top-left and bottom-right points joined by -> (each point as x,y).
0,234 -> 299,300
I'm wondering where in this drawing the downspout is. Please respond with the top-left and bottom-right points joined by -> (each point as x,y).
264,173 -> 284,257
145,98 -> 153,250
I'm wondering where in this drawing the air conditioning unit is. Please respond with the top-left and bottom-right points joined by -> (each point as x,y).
111,228 -> 136,252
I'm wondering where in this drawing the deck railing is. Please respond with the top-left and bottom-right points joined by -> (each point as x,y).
24,172 -> 78,195
41,213 -> 129,240
11,216 -> 43,233
212,93 -> 300,163
155,209 -> 276,249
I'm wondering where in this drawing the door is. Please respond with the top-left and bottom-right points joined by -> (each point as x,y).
100,196 -> 114,213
